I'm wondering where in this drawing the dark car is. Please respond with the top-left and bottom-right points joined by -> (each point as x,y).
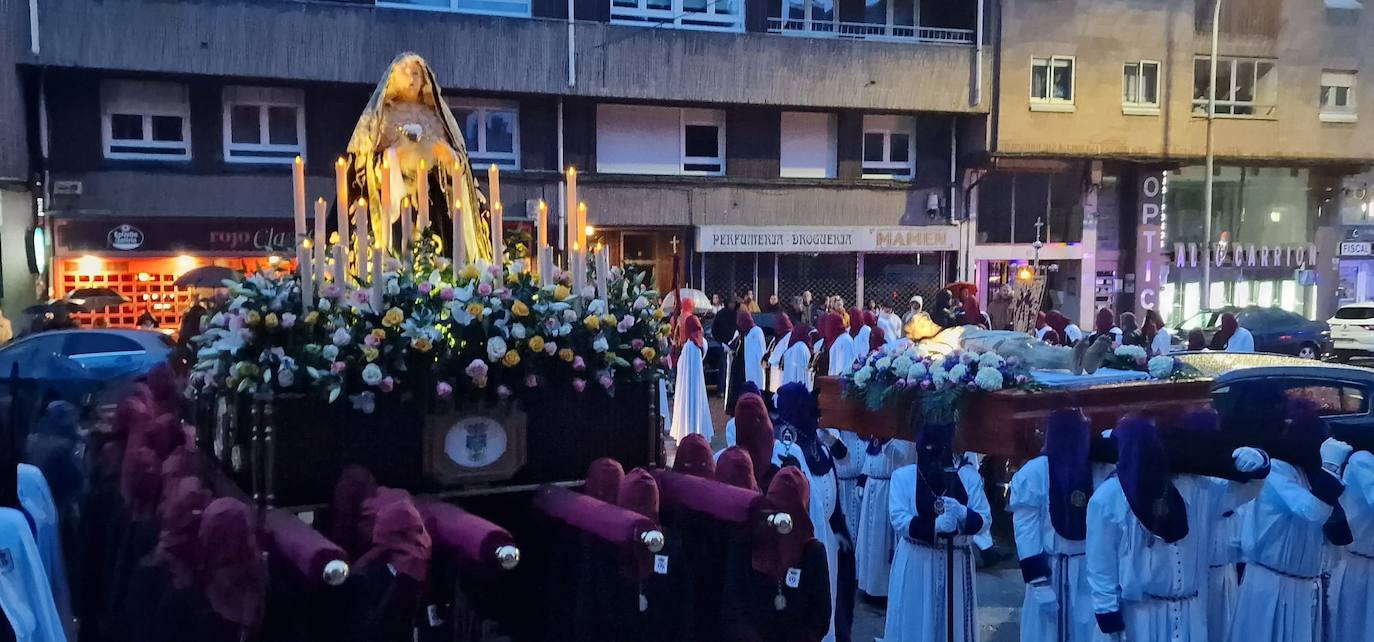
1172,305 -> 1330,359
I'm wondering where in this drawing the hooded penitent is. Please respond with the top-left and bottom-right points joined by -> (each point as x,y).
330,466 -> 378,557
847,308 -> 864,337
1094,308 -> 1115,336
789,324 -> 812,348
1045,311 -> 1071,343
357,497 -> 433,582
716,447 -> 759,491
775,382 -> 832,476
1045,409 -> 1092,541
585,458 -> 627,504
1112,417 -> 1188,544
817,314 -> 845,352
674,434 -> 717,479
755,467 -> 814,581
679,314 -> 705,350
734,392 -> 775,487
737,309 -> 756,334
617,468 -> 661,523
197,498 -> 267,630
776,313 -> 794,337
869,326 -> 886,353
154,477 -> 213,589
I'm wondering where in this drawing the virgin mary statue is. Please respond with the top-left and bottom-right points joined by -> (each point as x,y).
345,53 -> 493,263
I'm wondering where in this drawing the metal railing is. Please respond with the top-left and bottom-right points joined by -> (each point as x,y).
766,18 -> 974,44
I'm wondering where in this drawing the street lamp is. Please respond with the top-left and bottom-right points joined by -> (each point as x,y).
1202,0 -> 1221,308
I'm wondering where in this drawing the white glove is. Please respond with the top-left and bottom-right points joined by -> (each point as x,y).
1029,580 -> 1058,610
940,497 -> 968,522
935,513 -> 959,534
1232,447 -> 1267,473
1100,429 -> 1113,439
854,485 -> 865,502
1321,438 -> 1354,471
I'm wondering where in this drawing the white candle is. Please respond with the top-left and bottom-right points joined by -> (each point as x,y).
314,198 -> 327,296
292,156 -> 307,237
370,248 -> 384,312
401,196 -> 414,266
577,201 -> 588,252
416,160 -> 430,235
298,241 -> 313,313
333,245 -> 346,288
491,202 -> 504,265
355,198 -> 370,282
385,149 -> 402,255
451,195 -> 465,271
335,157 -> 350,251
565,167 -> 577,256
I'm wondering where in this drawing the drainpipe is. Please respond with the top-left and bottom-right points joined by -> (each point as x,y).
567,0 -> 577,88
28,0 -> 39,54
557,99 -> 567,251
972,0 -> 984,107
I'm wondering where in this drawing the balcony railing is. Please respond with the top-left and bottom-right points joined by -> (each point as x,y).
767,17 -> 974,44
611,0 -> 745,31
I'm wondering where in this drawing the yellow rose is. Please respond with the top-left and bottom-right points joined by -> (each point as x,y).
559,348 -> 575,363
246,311 -> 261,326
583,315 -> 601,331
362,346 -> 379,362
304,311 -> 320,325
411,337 -> 432,353
460,264 -> 480,281
506,273 -> 519,286
641,347 -> 656,361
382,307 -> 404,328
466,303 -> 484,319
653,308 -> 665,320
502,351 -> 521,367
528,335 -> 546,352
265,313 -> 279,328
371,329 -> 387,341
658,324 -> 671,337
554,285 -> 571,300
512,300 -> 530,317
600,314 -> 616,327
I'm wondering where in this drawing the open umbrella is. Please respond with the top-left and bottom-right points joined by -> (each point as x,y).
175,265 -> 241,288
22,301 -> 87,315
64,287 -> 128,311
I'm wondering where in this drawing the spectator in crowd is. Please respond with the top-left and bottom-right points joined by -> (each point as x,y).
1187,327 -> 1207,351
742,290 -> 762,314
987,285 -> 1014,331
764,293 -> 781,313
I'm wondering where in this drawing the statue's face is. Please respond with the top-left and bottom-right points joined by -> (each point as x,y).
387,59 -> 427,103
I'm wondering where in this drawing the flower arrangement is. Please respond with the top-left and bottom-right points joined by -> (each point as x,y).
842,340 -> 1035,425
188,249 -> 670,412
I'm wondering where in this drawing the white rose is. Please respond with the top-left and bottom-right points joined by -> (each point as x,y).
853,367 -> 873,387
277,367 -> 295,388
974,367 -> 1004,391
930,368 -> 948,387
487,336 -> 508,362
1148,355 -> 1174,379
876,357 -> 892,371
593,336 -> 609,353
1115,345 -> 1148,361
907,362 -> 928,380
322,345 -> 339,361
978,352 -> 1005,369
893,355 -> 914,374
959,351 -> 977,364
511,324 -> 527,339
563,309 -> 578,323
331,328 -> 351,346
361,363 -> 383,386
948,363 -> 968,382
318,298 -> 332,312
633,296 -> 649,311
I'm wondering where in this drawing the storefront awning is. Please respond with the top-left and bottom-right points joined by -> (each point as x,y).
54,216 -> 296,257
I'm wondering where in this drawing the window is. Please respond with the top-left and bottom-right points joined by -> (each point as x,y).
64,333 -> 145,357
1192,56 -> 1278,117
101,80 -> 191,161
1122,61 -> 1161,114
611,0 -> 741,31
447,99 -> 520,170
1321,70 -> 1358,123
596,105 -> 726,176
861,115 -> 914,180
1285,383 -> 1368,416
222,86 -> 305,164
377,0 -> 530,17
1325,0 -> 1362,9
766,0 -> 972,43
780,112 -> 837,178
1030,56 -> 1075,111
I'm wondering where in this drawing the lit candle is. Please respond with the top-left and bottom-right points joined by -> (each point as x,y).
355,198 -> 370,281
370,247 -> 384,312
333,245 -> 346,288
565,167 -> 577,255
335,156 -> 350,251
298,241 -> 313,314
577,201 -> 588,251
400,196 -> 413,266
379,154 -> 392,256
451,195 -> 465,271
293,156 -> 307,234
536,200 -> 548,275
314,198 -> 328,295
416,160 -> 430,235
491,202 -> 504,265
385,149 -> 402,255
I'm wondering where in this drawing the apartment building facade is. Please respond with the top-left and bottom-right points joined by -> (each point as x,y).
980,0 -> 1374,326
2,0 -> 990,327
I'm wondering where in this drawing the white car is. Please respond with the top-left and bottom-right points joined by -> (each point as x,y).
1328,302 -> 1374,361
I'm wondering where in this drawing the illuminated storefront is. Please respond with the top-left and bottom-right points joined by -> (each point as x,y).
51,217 -> 294,328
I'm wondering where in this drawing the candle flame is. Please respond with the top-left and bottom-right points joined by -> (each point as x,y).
419,159 -> 427,170
567,166 -> 576,177
294,156 -> 303,166
317,197 -> 326,204
336,156 -> 346,167
578,202 -> 587,213
538,200 -> 547,211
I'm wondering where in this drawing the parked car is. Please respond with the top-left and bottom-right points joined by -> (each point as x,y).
0,329 -> 173,381
1327,302 -> 1374,362
1172,305 -> 1329,359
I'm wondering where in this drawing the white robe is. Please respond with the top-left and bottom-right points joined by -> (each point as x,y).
1064,324 -> 1084,344
774,440 -> 841,642
852,327 -> 871,367
742,325 -> 766,390
1087,474 -> 1258,642
879,312 -> 902,345
1225,327 -> 1255,353
1151,328 -> 1174,356
883,463 -> 992,642
1007,456 -> 1113,642
0,507 -> 67,642
669,340 -> 713,443
17,465 -> 72,640
1331,451 -> 1374,642
1207,505 -> 1244,642
831,431 -> 866,542
855,439 -> 916,597
767,331 -> 790,392
1228,460 -> 1339,642
782,341 -> 812,390
828,334 -> 855,377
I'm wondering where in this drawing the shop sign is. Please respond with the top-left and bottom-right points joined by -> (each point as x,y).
695,225 -> 958,254
1340,241 -> 1373,257
56,217 -> 297,256
1172,242 -> 1318,268
1135,172 -> 1165,315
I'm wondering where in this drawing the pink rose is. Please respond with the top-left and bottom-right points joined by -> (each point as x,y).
631,338 -> 644,350
633,358 -> 646,372
465,359 -> 489,379
500,289 -> 512,301
497,385 -> 512,399
436,382 -> 453,398
330,361 -> 347,375
353,290 -> 369,305
440,287 -> 456,301
418,281 -> 433,295
525,374 -> 539,388
599,374 -> 613,389
572,378 -> 586,393
322,284 -> 342,299
364,334 -> 380,347
477,283 -> 493,296
488,264 -> 503,278
573,356 -> 586,371
544,341 -> 557,355
380,377 -> 395,393
617,318 -> 634,333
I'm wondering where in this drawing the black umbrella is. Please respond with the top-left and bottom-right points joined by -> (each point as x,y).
64,287 -> 128,311
175,265 -> 241,288
22,301 -> 87,315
